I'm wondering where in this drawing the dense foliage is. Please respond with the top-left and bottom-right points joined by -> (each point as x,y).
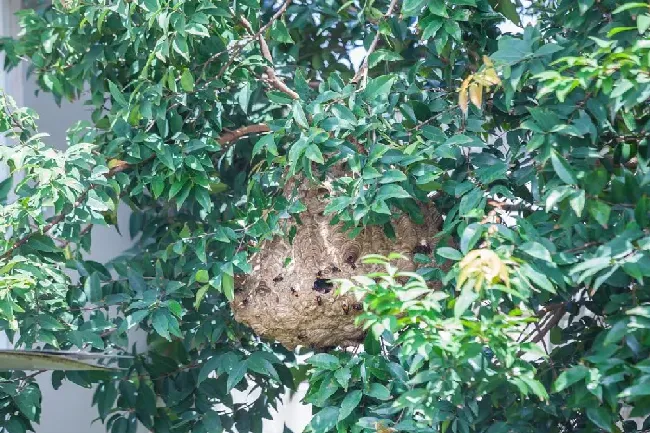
1,0 -> 650,432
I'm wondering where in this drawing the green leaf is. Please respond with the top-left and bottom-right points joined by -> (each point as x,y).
402,0 -> 427,16
612,2 -> 649,14
437,247 -> 463,260
338,390 -> 362,421
550,151 -> 577,184
553,365 -> 589,392
198,356 -> 221,385
194,284 -> 210,310
586,407 -> 613,432
620,382 -> 650,398
270,20 -> 294,43
443,20 -> 462,41
195,269 -> 209,284
26,234 -> 58,253
368,49 -> 403,69
379,169 -> 407,184
201,411 -> 223,433
364,75 -> 396,99
334,368 -> 351,390
180,69 -> 194,92
252,134 -> 277,156
128,269 -> 146,293
491,38 -> 533,64
324,197 -> 353,214
226,360 -> 248,392
151,309 -> 171,341
489,0 -> 520,24
85,272 -> 103,303
570,190 -> 586,217
307,354 -> 341,370
578,0 -> 594,15
588,200 -> 611,227
5,418 -> 26,433
13,385 -> 40,421
454,285 -> 478,318
519,242 -> 552,262
638,14 -> 650,34
0,176 -> 12,204
310,407 -> 340,433
428,0 -> 449,17
108,81 -> 128,107
366,383 -> 391,401
172,35 -> 190,60
422,20 -> 443,40
222,273 -> 235,301
247,352 -> 279,381
376,184 -> 410,200
364,331 -> 381,355
293,103 -> 309,129
305,144 -> 324,163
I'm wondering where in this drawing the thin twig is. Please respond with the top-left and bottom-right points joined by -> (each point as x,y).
217,0 -> 293,81
530,306 -> 565,344
351,0 -> 400,83
239,9 -> 299,99
487,200 -> 534,212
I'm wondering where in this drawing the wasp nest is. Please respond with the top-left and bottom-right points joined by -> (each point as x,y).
231,175 -> 444,350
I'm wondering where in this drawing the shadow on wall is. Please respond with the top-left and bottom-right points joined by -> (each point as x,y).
21,74 -> 313,433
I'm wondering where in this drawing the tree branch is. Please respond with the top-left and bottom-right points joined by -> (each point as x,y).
530,305 -> 565,344
239,6 -> 299,100
217,0 -> 295,90
487,200 -> 535,212
352,0 -> 400,83
218,123 -> 270,145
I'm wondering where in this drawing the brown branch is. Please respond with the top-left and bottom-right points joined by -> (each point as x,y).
352,0 -> 400,83
530,305 -> 565,344
487,200 -> 534,212
565,241 -> 600,254
59,224 -> 94,249
218,123 -> 270,145
216,0 -> 294,84
239,8 -> 299,99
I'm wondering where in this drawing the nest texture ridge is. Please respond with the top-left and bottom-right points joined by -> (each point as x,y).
232,176 -> 444,349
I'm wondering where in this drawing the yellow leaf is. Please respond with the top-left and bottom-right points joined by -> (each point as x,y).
457,249 -> 510,292
483,55 -> 493,68
469,83 -> 482,108
375,422 -> 396,433
483,67 -> 502,86
107,159 -> 126,169
459,88 -> 469,116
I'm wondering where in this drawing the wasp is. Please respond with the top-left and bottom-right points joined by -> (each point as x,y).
413,242 -> 432,255
342,302 -> 350,315
316,295 -> 323,306
290,287 -> 298,297
313,278 -> 334,294
272,275 -> 284,283
344,255 -> 357,270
